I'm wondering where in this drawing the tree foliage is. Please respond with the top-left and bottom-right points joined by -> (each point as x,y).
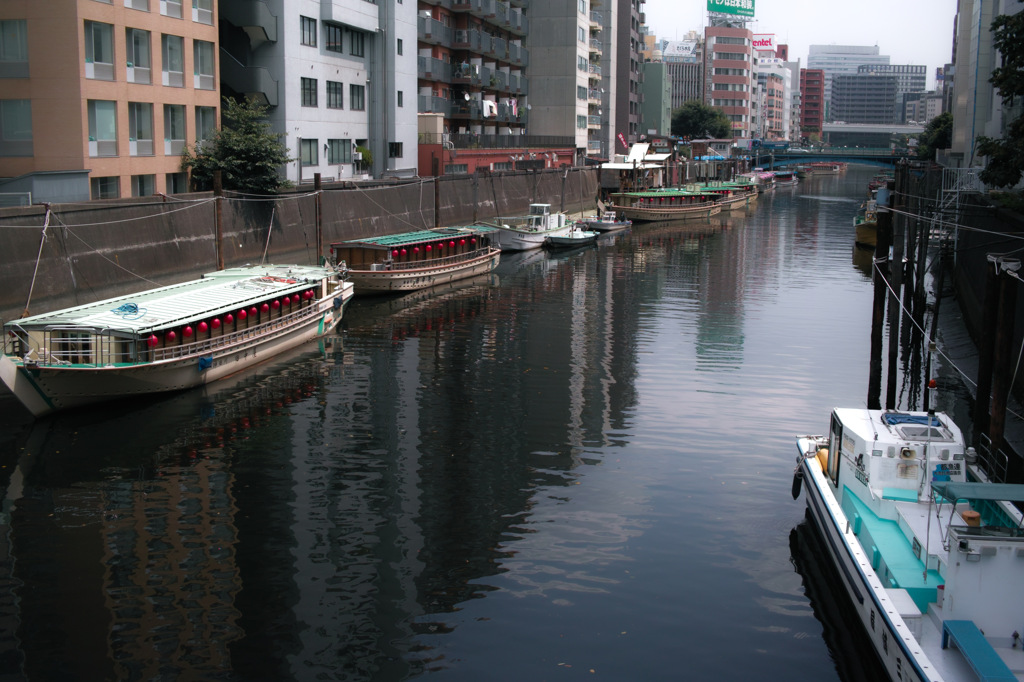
181,97 -> 292,194
671,100 -> 733,140
977,1 -> 1024,187
916,112 -> 953,161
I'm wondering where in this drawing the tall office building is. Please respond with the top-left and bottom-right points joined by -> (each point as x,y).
857,63 -> 927,121
612,0 -> 644,154
662,34 -> 703,111
807,44 -> 889,121
705,18 -> 757,140
800,68 -> 825,136
0,0 -> 219,202
831,72 -> 900,124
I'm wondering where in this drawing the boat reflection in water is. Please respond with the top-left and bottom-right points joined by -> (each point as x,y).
789,519 -> 889,682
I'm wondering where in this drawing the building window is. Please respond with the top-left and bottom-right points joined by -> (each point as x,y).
301,77 -> 317,106
577,55 -> 587,71
577,85 -> 587,100
166,172 -> 187,194
397,91 -> 403,107
350,84 -> 365,110
163,103 -> 185,155
85,21 -> 114,80
0,99 -> 32,156
444,164 -> 468,174
326,80 -> 343,108
90,176 -> 120,200
578,0 -> 587,13
192,0 -> 212,25
301,16 -> 316,47
578,26 -> 585,43
388,142 -> 402,158
126,29 -> 151,84
125,0 -> 149,10
325,24 -> 342,53
326,138 -> 351,164
397,38 -> 403,55
161,34 -> 184,86
0,20 -> 29,78
350,31 -> 364,57
87,100 -> 117,157
128,102 -> 154,156
161,0 -> 182,19
131,174 -> 155,197
576,114 -> 587,129
300,138 -> 318,166
193,40 -> 214,90
195,106 -> 216,145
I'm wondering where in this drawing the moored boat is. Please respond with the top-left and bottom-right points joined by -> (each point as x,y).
773,170 -> 799,185
1,264 -> 354,417
545,225 -> 599,248
795,407 -> 1024,682
330,225 -> 500,294
487,203 -> 574,251
854,199 -> 879,249
701,179 -> 759,211
580,210 -> 632,232
608,187 -> 723,222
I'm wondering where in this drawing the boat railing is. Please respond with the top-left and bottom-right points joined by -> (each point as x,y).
976,433 -> 1010,483
378,247 -> 494,272
10,301 -> 327,367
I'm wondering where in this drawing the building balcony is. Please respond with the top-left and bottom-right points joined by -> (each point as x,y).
587,115 -> 601,130
589,10 -> 603,27
420,0 -> 453,7
220,50 -> 278,106
485,36 -> 507,60
588,88 -> 602,103
454,29 -> 483,52
220,0 -> 277,48
508,9 -> 527,36
508,43 -> 528,68
589,39 -> 602,56
419,16 -> 453,46
418,56 -> 452,83
452,0 -> 495,19
418,95 -> 451,116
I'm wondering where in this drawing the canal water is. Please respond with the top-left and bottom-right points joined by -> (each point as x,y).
0,166 -> 962,681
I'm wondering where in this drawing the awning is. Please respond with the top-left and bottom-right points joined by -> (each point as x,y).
601,162 -> 664,170
645,153 -> 671,161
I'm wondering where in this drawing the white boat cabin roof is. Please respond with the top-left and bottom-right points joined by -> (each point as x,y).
8,264 -> 335,335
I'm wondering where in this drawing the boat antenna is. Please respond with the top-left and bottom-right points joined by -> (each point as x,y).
21,203 -> 52,318
260,206 -> 276,266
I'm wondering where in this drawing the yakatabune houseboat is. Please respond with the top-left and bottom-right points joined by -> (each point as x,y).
608,187 -> 723,222
331,225 -> 500,294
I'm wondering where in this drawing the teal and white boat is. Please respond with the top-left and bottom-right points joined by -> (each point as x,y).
795,408 -> 1024,681
1,264 -> 354,417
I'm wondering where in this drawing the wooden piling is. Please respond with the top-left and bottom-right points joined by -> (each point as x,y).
868,204 -> 892,411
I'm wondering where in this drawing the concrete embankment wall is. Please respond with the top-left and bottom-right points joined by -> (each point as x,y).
0,168 -> 597,323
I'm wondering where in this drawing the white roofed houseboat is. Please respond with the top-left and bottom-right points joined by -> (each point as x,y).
794,407 -> 1024,681
1,264 -> 354,417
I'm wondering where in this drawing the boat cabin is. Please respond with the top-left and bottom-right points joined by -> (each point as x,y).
331,226 -> 496,273
495,204 -> 569,232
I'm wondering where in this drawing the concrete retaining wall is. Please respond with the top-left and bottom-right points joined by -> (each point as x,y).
0,168 -> 598,323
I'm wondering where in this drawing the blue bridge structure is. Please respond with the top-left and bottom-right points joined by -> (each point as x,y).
751,148 -> 918,170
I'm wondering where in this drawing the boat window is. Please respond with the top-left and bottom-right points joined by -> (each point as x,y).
828,413 -> 842,487
896,425 -> 953,441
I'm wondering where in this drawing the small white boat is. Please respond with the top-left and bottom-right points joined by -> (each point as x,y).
1,264 -> 354,417
331,225 -> 500,294
546,225 -> 599,248
579,211 -> 632,232
488,203 -> 574,251
795,407 -> 1024,682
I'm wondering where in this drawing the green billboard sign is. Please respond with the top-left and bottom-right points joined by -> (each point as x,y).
707,0 -> 755,18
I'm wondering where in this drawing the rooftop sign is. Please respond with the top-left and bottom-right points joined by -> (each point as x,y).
707,0 -> 755,18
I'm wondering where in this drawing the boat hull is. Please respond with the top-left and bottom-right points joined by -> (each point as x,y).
1,288 -> 352,417
347,248 -> 499,293
492,225 -> 573,251
610,203 -> 722,222
798,447 -> 937,682
546,233 -> 598,248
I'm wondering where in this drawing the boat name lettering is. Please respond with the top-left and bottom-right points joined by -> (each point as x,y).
842,434 -> 855,456
854,468 -> 868,485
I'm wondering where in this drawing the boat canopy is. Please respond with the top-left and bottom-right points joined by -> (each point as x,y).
337,226 -> 496,249
932,482 -> 1024,504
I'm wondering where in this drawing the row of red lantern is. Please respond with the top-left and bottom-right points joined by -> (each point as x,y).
146,289 -> 316,347
390,237 -> 476,258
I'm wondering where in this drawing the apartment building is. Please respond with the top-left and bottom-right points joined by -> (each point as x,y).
800,68 -> 824,136
704,21 -> 756,140
0,0 -> 219,202
612,0 -> 644,154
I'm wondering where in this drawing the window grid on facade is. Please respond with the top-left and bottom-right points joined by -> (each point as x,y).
0,99 -> 32,156
128,101 -> 154,156
300,138 -> 318,166
195,106 -> 216,145
193,40 -> 214,90
126,28 -> 151,84
326,81 -> 343,109
192,0 -> 213,25
325,24 -> 342,52
301,16 -> 316,47
388,142 -> 402,158
301,77 -> 317,107
85,21 -> 114,81
161,0 -> 182,19
87,100 -> 117,157
91,176 -> 120,200
327,138 -> 351,164
0,20 -> 29,78
162,34 -> 184,86
164,103 -> 185,155
350,31 -> 364,57
350,84 -> 365,110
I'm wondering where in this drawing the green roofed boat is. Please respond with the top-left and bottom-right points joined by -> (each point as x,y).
608,186 -> 723,222
331,225 -> 500,295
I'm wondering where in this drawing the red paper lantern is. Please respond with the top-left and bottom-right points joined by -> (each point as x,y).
238,309 -> 247,320
147,334 -> 159,347
212,318 -> 221,329
436,242 -> 444,249
425,244 -> 432,251
271,300 -> 280,309
449,241 -> 455,247
167,330 -> 177,342
392,249 -> 399,257
260,303 -> 269,313
198,321 -> 209,333
303,290 -> 313,300
470,237 -> 476,244
413,247 -> 419,253
401,248 -> 407,255
459,239 -> 466,245
226,313 -> 234,324
292,294 -> 301,304
184,325 -> 194,337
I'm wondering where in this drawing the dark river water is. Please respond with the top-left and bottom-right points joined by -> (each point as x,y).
1,166 -> 960,681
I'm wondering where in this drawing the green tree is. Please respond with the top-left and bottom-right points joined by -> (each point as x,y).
977,1 -> 1024,187
916,112 -> 953,161
181,97 -> 292,194
671,100 -> 732,140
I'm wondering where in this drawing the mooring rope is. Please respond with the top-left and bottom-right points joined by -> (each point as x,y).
21,204 -> 51,318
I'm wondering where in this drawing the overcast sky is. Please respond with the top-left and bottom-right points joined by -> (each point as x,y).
641,0 -> 958,88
